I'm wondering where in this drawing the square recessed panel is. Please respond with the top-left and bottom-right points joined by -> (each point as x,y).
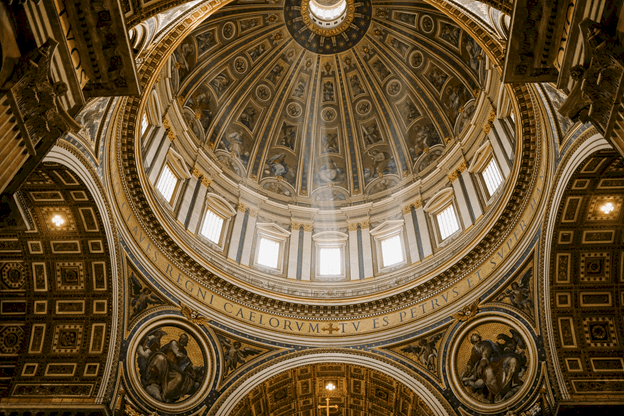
70,191 -> 88,201
580,253 -> 611,282
84,363 -> 100,377
572,179 -> 590,190
40,207 -> 76,232
55,262 -> 85,290
583,317 -> 617,347
555,292 -> 571,307
558,231 -> 574,244
27,241 -> 43,254
565,357 -> 583,372
21,363 -> 37,377
88,240 -> 104,254
33,301 -> 47,315
587,196 -> 623,221
52,324 -> 83,353
45,363 -> 76,377
93,300 -> 107,314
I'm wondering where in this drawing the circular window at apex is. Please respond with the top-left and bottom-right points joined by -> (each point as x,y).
309,0 -> 347,27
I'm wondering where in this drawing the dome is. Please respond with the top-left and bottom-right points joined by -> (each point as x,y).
135,0 -> 518,303
169,0 -> 485,206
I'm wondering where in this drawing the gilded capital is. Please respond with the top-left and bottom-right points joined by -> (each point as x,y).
413,198 -> 423,209
448,171 -> 459,182
302,223 -> 314,232
191,167 -> 202,178
401,205 -> 412,215
347,223 -> 359,231
201,177 -> 212,187
236,203 -> 247,212
458,160 -> 468,173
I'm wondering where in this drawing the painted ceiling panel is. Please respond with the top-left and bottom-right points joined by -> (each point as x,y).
169,0 -> 485,205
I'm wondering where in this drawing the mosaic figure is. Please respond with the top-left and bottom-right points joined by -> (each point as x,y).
391,38 -> 409,56
440,23 -> 461,47
401,332 -> 444,372
497,269 -> 533,312
292,79 -> 306,98
218,335 -> 262,376
350,74 -> 365,95
137,329 -> 205,403
267,64 -> 284,84
248,44 -> 266,60
461,330 -> 527,403
196,31 -> 216,54
321,132 -> 339,153
372,59 -> 391,79
428,67 -> 448,91
323,81 -> 335,102
362,122 -> 382,146
239,106 -> 257,130
316,158 -> 346,184
278,123 -> 296,150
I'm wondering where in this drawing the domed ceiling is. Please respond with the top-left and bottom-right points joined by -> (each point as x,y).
170,0 -> 485,204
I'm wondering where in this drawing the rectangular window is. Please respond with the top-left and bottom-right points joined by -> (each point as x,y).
319,247 -> 342,276
437,205 -> 460,240
141,114 -> 149,136
200,209 -> 224,244
156,164 -> 178,202
381,235 -> 404,267
257,237 -> 280,269
483,159 -> 503,196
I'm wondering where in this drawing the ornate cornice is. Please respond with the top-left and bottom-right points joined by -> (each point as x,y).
107,0 -> 544,320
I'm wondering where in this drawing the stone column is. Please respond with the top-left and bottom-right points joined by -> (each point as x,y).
147,131 -> 172,183
402,204 -> 420,264
240,208 -> 258,267
347,222 -> 361,280
287,223 -> 301,280
143,126 -> 166,171
449,170 -> 474,228
227,204 -> 248,262
300,223 -> 313,281
176,167 -> 202,225
359,222 -> 374,279
459,162 -> 484,220
414,200 -> 433,258
186,176 -> 211,233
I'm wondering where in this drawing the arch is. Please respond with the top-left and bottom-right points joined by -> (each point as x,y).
214,352 -> 452,416
44,145 -> 122,402
540,131 -> 610,400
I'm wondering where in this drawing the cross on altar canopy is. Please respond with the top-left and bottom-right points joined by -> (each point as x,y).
318,397 -> 338,415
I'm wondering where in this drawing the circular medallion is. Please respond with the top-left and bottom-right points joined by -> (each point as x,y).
448,314 -> 537,414
222,22 -> 236,40
356,100 -> 372,115
256,85 -> 272,101
285,0 -> 372,54
287,102 -> 303,118
409,50 -> 424,68
322,107 -> 337,121
387,80 -> 401,96
128,319 -> 211,412
420,15 -> 434,33
234,57 -> 248,74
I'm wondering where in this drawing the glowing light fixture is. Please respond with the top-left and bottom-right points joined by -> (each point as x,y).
600,202 -> 615,215
325,382 -> 336,391
51,215 -> 65,227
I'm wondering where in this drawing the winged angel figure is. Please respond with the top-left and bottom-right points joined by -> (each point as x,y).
401,333 -> 444,371
218,335 -> 262,376
129,273 -> 163,318
497,269 -> 533,312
